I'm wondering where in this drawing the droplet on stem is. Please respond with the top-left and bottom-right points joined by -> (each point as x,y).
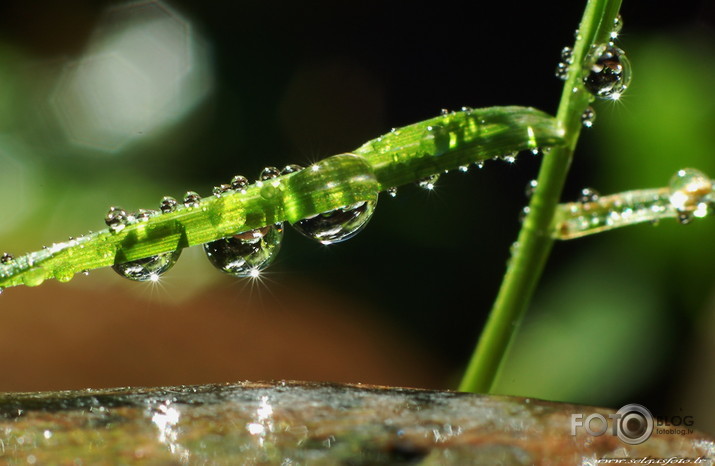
417,174 -> 439,190
231,175 -> 249,192
579,187 -> 600,204
259,167 -> 281,181
105,206 -> 129,233
113,249 -> 182,282
386,187 -> 398,198
281,164 -> 304,175
291,200 -> 377,245
668,168 -> 712,223
204,224 -> 284,277
183,191 -> 201,208
213,185 -> 231,198
583,45 -> 631,100
160,196 -> 178,214
581,106 -> 596,128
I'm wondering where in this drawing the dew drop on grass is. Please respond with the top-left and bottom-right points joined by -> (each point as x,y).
231,175 -> 249,192
561,46 -> 574,64
134,209 -> 157,222
583,45 -> 631,100
183,191 -> 201,208
259,167 -> 281,181
204,224 -> 283,277
555,62 -> 569,81
611,15 -> 623,40
519,206 -> 530,222
668,168 -> 712,223
105,206 -> 129,233
579,187 -> 600,204
525,179 -> 538,198
458,165 -> 469,173
291,200 -> 377,245
475,161 -> 485,169
417,174 -> 439,190
281,164 -> 304,175
0,253 -> 13,265
213,185 -> 231,197
23,267 -> 47,287
581,106 -> 596,128
160,196 -> 178,214
387,187 -> 398,198
113,249 -> 182,282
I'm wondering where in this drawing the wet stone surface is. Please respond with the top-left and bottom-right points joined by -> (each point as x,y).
0,381 -> 711,464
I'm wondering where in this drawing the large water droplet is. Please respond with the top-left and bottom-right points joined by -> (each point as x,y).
160,196 -> 178,214
183,191 -> 201,208
669,168 -> 712,223
584,45 -> 631,100
291,200 -> 377,245
105,206 -> 129,232
113,249 -> 182,282
204,224 -> 283,277
417,174 -> 439,190
581,106 -> 596,128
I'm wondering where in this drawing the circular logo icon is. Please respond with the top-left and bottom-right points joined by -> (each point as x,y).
615,404 -> 653,445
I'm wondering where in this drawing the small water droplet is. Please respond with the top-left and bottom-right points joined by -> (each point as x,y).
475,161 -> 485,169
160,196 -> 178,214
291,200 -> 377,245
1,253 -> 13,265
555,62 -> 569,80
519,206 -> 530,222
531,148 -> 540,156
574,28 -> 582,40
561,46 -> 574,64
259,167 -> 281,181
458,165 -> 469,173
611,15 -> 623,40
204,224 -> 283,277
281,164 -> 304,175
525,179 -> 538,198
581,106 -> 596,128
105,206 -> 129,233
500,152 -> 517,163
579,187 -> 600,204
417,174 -> 439,190
231,175 -> 249,192
387,187 -> 398,198
112,249 -> 181,282
213,184 -> 231,198
668,168 -> 712,222
440,108 -> 450,115
461,106 -> 473,113
183,191 -> 201,208
584,44 -> 631,100
134,209 -> 157,222
82,269 -> 90,276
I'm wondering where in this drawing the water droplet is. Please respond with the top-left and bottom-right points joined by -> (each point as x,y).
440,108 -> 450,116
134,209 -> 157,222
561,46 -> 574,64
417,174 -> 439,190
555,62 -> 569,81
500,152 -> 517,163
1,253 -> 13,265
579,187 -> 600,204
525,179 -> 538,198
23,267 -> 46,287
204,224 -> 283,277
231,175 -> 249,192
387,187 -> 398,198
475,161 -> 485,169
583,45 -> 631,100
581,106 -> 596,128
668,168 -> 712,222
519,206 -> 530,222
82,269 -> 90,276
291,200 -> 377,245
183,191 -> 201,208
461,106 -> 473,113
574,28 -> 582,40
458,165 -> 469,173
160,196 -> 178,214
611,15 -> 623,40
213,184 -> 231,198
281,164 -> 304,175
112,249 -> 181,282
105,206 -> 129,233
259,167 -> 280,181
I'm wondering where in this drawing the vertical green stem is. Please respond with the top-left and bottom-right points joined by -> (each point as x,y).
458,0 -> 623,393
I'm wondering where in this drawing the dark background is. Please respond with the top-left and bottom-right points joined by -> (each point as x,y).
0,0 -> 713,434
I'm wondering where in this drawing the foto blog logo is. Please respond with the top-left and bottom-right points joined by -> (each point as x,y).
571,403 -> 654,445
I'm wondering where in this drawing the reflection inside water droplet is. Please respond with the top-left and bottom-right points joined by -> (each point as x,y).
668,168 -> 712,223
113,249 -> 182,282
160,196 -> 178,214
183,191 -> 201,208
105,206 -> 129,232
204,224 -> 283,277
584,44 -> 631,100
291,200 -> 377,245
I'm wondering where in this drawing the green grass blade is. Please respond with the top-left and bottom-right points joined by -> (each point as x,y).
0,106 -> 564,291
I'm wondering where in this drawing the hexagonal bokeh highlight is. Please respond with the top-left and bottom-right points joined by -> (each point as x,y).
50,0 -> 213,153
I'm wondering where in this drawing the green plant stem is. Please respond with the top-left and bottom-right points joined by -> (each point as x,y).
458,0 -> 623,393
